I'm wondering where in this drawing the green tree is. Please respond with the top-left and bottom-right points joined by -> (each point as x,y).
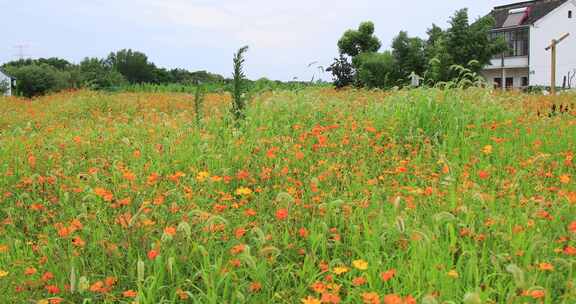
356,51 -> 396,89
337,21 -> 381,58
326,55 -> 355,88
391,31 -> 427,82
445,9 -> 507,75
79,58 -> 126,90
6,64 -> 68,97
106,49 -> 157,84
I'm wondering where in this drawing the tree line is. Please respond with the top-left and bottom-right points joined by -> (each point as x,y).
327,9 -> 507,89
1,49 -> 224,97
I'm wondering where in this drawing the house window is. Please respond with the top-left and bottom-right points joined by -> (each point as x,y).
506,77 -> 514,89
569,10 -> 573,18
494,77 -> 502,89
521,77 -> 529,87
491,28 -> 529,57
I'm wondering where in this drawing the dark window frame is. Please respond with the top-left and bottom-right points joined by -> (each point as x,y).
491,28 -> 529,58
569,10 -> 573,19
521,76 -> 529,87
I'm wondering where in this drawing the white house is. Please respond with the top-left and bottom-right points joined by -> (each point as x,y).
482,0 -> 576,89
0,68 -> 14,96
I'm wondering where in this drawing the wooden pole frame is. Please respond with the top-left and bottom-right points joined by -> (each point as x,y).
545,33 -> 570,95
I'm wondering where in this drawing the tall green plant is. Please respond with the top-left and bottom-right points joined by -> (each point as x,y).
231,46 -> 249,122
194,84 -> 205,127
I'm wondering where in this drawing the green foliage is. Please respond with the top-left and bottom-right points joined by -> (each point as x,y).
444,9 -> 507,76
79,57 -> 127,90
6,64 -> 69,97
326,55 -> 355,88
356,52 -> 396,89
392,31 -> 427,82
106,49 -> 158,84
337,21 -> 381,58
194,85 -> 205,127
231,46 -> 249,122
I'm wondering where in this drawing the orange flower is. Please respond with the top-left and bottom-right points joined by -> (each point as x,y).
380,269 -> 396,282
301,296 -> 321,304
530,290 -> 545,299
230,244 -> 245,255
24,267 -> 37,276
538,262 -> 554,271
164,226 -> 176,236
352,276 -> 367,286
478,170 -> 490,180
560,174 -> 571,184
45,284 -> 60,294
249,281 -> 262,293
122,170 -> 136,181
89,281 -> 104,293
361,292 -> 380,304
310,281 -> 326,293
564,246 -> 576,256
275,208 -> 288,220
72,236 -> 85,248
569,221 -> 576,233
147,249 -> 159,260
123,290 -> 138,298
383,294 -> 402,304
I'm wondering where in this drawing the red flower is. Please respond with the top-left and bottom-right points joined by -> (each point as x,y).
275,208 -> 288,220
147,249 -> 159,260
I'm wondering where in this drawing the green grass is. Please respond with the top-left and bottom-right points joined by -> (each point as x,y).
0,88 -> 574,304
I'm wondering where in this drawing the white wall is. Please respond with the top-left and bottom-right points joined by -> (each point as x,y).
482,68 -> 530,88
0,71 -> 11,96
529,0 -> 576,87
486,56 -> 529,70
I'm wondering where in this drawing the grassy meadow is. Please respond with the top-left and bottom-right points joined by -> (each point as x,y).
0,88 -> 575,303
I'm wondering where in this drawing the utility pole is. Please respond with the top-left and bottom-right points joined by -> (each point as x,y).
545,33 -> 570,96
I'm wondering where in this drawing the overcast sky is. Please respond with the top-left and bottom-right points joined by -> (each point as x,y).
1,0 -> 514,81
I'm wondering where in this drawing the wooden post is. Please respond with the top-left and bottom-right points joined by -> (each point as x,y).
551,39 -> 556,95
501,53 -> 506,92
545,33 -> 570,96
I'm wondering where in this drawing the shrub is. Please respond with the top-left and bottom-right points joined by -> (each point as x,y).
8,64 -> 68,97
79,58 -> 127,90
326,55 -> 355,89
356,52 -> 397,89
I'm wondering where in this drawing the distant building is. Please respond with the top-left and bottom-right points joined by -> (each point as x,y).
0,68 -> 15,96
482,0 -> 576,89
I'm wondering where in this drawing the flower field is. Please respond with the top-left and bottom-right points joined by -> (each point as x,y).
0,88 -> 575,303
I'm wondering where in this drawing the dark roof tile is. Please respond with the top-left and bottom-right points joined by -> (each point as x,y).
490,0 -> 568,29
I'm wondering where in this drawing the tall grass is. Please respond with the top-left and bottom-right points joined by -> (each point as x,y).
0,88 -> 574,303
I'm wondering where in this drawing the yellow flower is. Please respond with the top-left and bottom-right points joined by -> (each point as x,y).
235,187 -> 253,196
36,300 -> 49,304
482,145 -> 493,155
0,270 -> 8,278
447,269 -> 459,278
560,175 -> 571,184
301,296 -> 321,304
196,171 -> 210,182
332,266 -> 349,275
352,259 -> 368,270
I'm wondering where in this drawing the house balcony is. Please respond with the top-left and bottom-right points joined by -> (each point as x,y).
484,56 -> 529,70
